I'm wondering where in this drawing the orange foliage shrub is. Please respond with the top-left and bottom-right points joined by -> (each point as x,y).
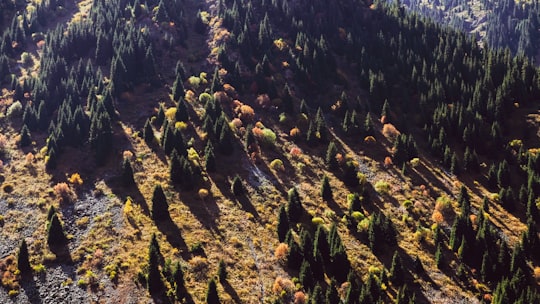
384,156 -> 393,168
256,94 -> 271,108
185,90 -> 196,103
272,277 -> 295,296
364,136 -> 376,144
123,150 -> 134,160
54,182 -> 76,203
274,243 -> 288,262
231,118 -> 243,129
289,127 -> 301,138
380,115 -> 387,124
290,147 -> 302,159
431,210 -> 444,224
223,84 -> 237,98
382,123 -> 400,140
534,267 -> 540,281
470,214 -> 477,225
240,104 -> 255,121
213,91 -> 229,104
25,152 -> 34,165
294,291 -> 307,304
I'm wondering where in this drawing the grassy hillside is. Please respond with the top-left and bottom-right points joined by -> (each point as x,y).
0,0 -> 539,303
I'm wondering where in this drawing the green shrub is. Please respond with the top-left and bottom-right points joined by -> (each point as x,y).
374,180 -> 390,194
270,159 -> 284,171
311,217 -> 324,226
351,211 -> 365,221
259,128 -> 277,147
7,101 -> 23,118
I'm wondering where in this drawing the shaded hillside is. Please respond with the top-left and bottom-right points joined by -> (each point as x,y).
400,0 -> 540,60
0,0 -> 539,303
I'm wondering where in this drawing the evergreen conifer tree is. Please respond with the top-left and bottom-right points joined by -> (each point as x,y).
122,158 -> 135,186
321,175 -> 332,200
206,278 -> 220,304
47,213 -> 67,248
277,205 -> 289,242
17,239 -> 31,275
151,184 -> 169,221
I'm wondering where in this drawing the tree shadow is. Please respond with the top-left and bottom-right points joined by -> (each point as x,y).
376,246 -> 433,304
236,195 -> 260,220
49,242 -> 73,265
178,189 -> 221,236
324,196 -> 346,218
221,280 -> 242,304
156,215 -> 190,260
19,274 -> 42,304
105,175 -> 150,215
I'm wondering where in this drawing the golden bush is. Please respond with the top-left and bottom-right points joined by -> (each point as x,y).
382,123 -> 400,140
274,243 -> 288,262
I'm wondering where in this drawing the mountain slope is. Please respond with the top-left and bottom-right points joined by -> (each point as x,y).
0,0 -> 539,303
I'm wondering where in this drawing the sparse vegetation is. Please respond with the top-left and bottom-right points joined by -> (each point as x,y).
0,0 -> 538,302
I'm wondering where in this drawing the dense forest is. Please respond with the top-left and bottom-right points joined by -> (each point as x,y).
400,0 -> 540,59
0,0 -> 539,303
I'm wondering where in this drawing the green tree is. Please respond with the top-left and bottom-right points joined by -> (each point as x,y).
143,118 -> 154,145
325,142 -> 338,169
17,239 -> 31,275
217,259 -> 227,282
205,141 -> 216,172
147,233 -> 163,295
20,124 -> 31,147
435,244 -> 443,269
173,261 -> 186,301
390,251 -> 405,286
47,213 -> 67,248
277,205 -> 289,242
321,175 -> 332,200
151,184 -> 169,221
299,259 -> 314,289
206,278 -> 220,304
287,187 -> 303,223
122,158 -> 135,186
231,175 -> 244,196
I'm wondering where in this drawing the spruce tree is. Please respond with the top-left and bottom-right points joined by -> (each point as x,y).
122,158 -> 135,186
17,239 -> 31,275
47,213 -> 67,248
206,278 -> 220,304
287,187 -> 303,223
325,278 -> 340,304
217,259 -> 227,282
155,104 -> 165,127
277,205 -> 289,242
173,261 -> 186,301
231,175 -> 244,196
348,193 -> 362,213
390,251 -> 405,286
175,98 -> 189,122
147,233 -> 163,295
435,244 -> 443,269
170,150 -> 183,184
204,141 -> 216,172
325,142 -> 338,169
343,161 -> 359,187
143,118 -> 154,145
151,184 -> 169,221
20,124 -> 31,147
310,283 -> 324,304
299,259 -> 314,289
321,175 -> 332,200
458,186 -> 470,216
218,123 -> 234,155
